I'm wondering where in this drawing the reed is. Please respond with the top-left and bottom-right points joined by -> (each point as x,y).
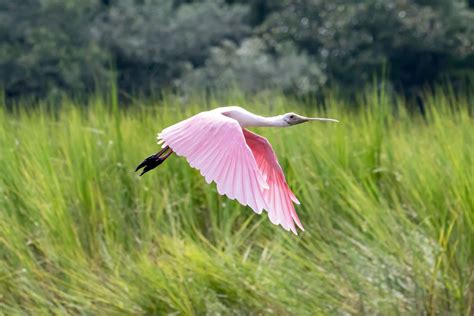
0,89 -> 472,315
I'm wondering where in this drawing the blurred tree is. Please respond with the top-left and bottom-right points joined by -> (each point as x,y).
1,0 -> 473,102
94,0 -> 250,94
225,0 -> 272,25
176,37 -> 326,95
0,0 -> 108,100
260,0 -> 474,94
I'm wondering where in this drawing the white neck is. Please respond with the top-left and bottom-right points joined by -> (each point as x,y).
242,115 -> 286,127
219,107 -> 287,128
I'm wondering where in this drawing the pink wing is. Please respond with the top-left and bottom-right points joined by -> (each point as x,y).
158,111 -> 269,214
243,129 -> 304,234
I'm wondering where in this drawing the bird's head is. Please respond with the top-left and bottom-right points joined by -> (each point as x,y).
281,112 -> 339,126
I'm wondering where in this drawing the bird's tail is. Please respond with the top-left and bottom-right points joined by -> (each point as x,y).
135,146 -> 173,176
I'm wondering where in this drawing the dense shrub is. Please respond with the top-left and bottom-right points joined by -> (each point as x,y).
0,0 -> 108,99
261,0 -> 474,92
176,38 -> 326,95
1,0 -> 473,101
94,0 -> 250,93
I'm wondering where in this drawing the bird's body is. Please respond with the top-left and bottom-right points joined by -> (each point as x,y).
136,106 -> 338,234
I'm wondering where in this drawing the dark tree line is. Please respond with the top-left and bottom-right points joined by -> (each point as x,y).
1,0 -> 473,102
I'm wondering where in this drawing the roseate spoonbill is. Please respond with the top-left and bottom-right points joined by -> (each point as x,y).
135,106 -> 338,234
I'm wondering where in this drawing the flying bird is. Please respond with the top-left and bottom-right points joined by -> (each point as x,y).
135,106 -> 338,234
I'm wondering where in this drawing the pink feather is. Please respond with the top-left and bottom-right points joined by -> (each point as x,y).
157,109 -> 304,234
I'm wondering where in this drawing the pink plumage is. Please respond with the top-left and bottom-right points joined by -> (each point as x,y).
136,106 -> 339,234
243,129 -> 303,233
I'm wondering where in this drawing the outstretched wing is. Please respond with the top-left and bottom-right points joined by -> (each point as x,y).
158,111 -> 269,214
243,129 -> 304,234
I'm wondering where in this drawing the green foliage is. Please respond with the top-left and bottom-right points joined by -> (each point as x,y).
261,0 -> 474,92
0,89 -> 472,314
1,0 -> 474,101
95,0 -> 250,92
0,0 -> 108,99
177,37 -> 326,95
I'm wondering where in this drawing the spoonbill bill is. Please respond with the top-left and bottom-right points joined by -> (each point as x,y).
135,106 -> 338,234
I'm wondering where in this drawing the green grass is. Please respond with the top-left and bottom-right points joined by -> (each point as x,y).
0,89 -> 473,315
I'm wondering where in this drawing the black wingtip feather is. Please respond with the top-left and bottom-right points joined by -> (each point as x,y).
135,153 -> 166,176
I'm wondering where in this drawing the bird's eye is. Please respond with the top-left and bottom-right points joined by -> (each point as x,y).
289,115 -> 294,119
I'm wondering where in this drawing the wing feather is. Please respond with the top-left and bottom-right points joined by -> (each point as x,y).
204,146 -> 228,184
158,111 -> 303,233
268,185 -> 278,224
243,129 -> 304,233
220,151 -> 235,198
158,111 -> 268,214
235,150 -> 246,205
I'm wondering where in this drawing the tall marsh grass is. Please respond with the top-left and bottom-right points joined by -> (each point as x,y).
0,90 -> 472,315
